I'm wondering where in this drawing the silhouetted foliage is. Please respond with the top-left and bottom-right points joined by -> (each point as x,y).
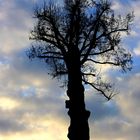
28,0 -> 133,140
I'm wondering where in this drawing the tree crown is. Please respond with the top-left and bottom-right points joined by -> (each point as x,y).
28,0 -> 134,100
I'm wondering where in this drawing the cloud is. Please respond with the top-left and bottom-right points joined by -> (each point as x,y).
133,43 -> 140,56
0,0 -> 140,140
0,115 -> 26,133
0,1 -> 67,136
114,73 -> 140,140
0,0 -> 33,55
111,1 -> 123,11
0,97 -> 19,110
87,71 -> 140,140
85,92 -> 120,121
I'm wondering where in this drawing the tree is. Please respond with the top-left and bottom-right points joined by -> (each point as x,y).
28,0 -> 133,140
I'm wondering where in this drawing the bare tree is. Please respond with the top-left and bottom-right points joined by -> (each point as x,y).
28,0 -> 133,140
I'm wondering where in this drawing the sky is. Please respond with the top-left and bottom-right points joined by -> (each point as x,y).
0,0 -> 140,140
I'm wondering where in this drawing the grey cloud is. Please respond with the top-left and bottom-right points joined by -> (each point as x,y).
0,82 -> 66,135
0,1 -> 32,30
0,45 -> 67,135
0,118 -> 26,133
90,118 -> 131,140
0,0 -> 140,139
81,54 -> 140,140
86,94 -> 120,121
0,109 -> 27,133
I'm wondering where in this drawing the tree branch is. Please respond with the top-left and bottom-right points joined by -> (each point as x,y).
82,72 -> 96,77
80,4 -> 110,55
42,51 -> 62,55
82,79 -> 114,100
49,19 -> 67,54
86,58 -> 120,66
55,70 -> 68,75
33,36 -> 58,47
35,4 -> 68,55
81,47 -> 113,57
37,55 -> 64,59
97,28 -> 128,40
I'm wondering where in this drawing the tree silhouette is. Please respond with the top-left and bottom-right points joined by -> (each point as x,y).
28,0 -> 133,140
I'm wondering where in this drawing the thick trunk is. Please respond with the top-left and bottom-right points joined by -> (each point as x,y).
65,51 -> 90,140
66,83 -> 90,140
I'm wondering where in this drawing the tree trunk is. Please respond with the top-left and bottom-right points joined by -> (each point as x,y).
65,50 -> 90,140
66,84 -> 90,140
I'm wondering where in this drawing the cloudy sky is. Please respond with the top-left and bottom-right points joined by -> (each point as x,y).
0,0 -> 140,140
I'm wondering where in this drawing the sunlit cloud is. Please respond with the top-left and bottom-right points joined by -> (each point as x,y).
133,43 -> 140,56
0,0 -> 140,140
0,97 -> 19,110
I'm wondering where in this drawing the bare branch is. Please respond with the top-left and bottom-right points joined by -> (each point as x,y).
82,79 -> 114,100
37,55 -> 64,59
81,47 -> 113,57
97,28 -> 128,40
29,0 -> 133,96
31,35 -> 58,46
49,19 -> 67,54
86,58 -> 120,66
42,51 -> 62,55
55,70 -> 68,75
80,28 -> 97,64
82,72 -> 96,77
80,2 -> 111,55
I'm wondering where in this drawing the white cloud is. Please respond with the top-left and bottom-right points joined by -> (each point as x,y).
0,0 -> 140,140
111,1 -> 122,11
133,43 -> 140,56
130,30 -> 138,37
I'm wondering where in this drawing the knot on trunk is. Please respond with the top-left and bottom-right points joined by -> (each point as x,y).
85,110 -> 90,120
65,100 -> 71,109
